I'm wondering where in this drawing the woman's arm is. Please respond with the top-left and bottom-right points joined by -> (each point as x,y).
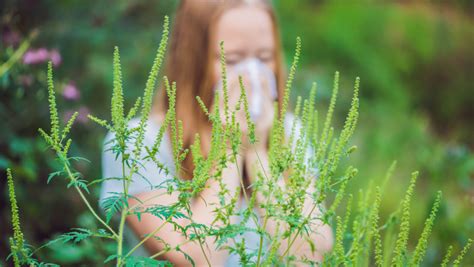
125,149 -> 243,266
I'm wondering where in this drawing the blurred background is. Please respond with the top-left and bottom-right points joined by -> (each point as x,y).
1,0 -> 473,265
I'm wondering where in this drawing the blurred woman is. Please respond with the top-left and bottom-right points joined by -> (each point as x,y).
101,0 -> 333,265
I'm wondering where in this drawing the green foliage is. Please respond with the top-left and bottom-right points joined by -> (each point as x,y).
275,4 -> 474,264
440,245 -> 453,267
111,46 -> 125,137
46,62 -> 60,146
392,171 -> 418,266
452,238 -> 473,267
7,168 -> 26,266
371,188 -> 383,267
4,15 -> 473,267
239,76 -> 256,145
133,15 -> 169,168
47,228 -> 93,245
2,2 -> 472,265
411,191 -> 442,265
101,193 -> 128,223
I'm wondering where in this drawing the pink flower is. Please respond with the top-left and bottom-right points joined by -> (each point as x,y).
22,48 -> 62,66
23,48 -> 49,65
62,82 -> 80,101
49,49 -> 62,66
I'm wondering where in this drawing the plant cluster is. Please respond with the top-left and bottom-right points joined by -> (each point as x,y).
5,16 -> 472,266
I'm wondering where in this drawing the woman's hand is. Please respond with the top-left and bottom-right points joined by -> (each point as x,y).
241,73 -> 276,186
213,56 -> 278,147
213,74 -> 250,138
249,74 -> 275,149
212,66 -> 276,183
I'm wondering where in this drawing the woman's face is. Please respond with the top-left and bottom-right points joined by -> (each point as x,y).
213,4 -> 276,84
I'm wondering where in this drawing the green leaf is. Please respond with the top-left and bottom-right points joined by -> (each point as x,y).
44,228 -> 93,248
101,193 -> 128,223
67,178 -> 90,194
104,254 -> 118,264
143,205 -> 187,221
47,171 -> 63,184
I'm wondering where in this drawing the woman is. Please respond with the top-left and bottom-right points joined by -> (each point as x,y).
101,0 -> 333,265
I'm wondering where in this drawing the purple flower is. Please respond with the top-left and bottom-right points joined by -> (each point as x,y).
22,48 -> 62,66
62,82 -> 80,101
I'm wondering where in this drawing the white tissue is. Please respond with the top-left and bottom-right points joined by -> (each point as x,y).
214,58 -> 277,121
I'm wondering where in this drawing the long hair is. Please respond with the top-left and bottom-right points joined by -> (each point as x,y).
154,0 -> 285,180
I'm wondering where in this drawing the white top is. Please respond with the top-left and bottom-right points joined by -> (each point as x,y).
99,112 -> 314,265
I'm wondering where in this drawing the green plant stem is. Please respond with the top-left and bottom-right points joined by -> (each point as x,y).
345,220 -> 370,258
254,147 -> 273,267
74,186 -> 116,238
149,239 -> 193,259
128,191 -> 168,210
116,209 -> 127,266
279,203 -> 318,261
254,183 -> 268,264
255,219 -> 267,267
232,149 -> 262,231
190,223 -> 212,267
0,39 -> 30,77
116,157 -> 128,267
125,219 -> 169,258
234,152 -> 248,202
64,161 -> 118,239
253,146 -> 270,180
286,233 -> 292,265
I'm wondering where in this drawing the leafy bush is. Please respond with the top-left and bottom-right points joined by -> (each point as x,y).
5,16 -> 472,267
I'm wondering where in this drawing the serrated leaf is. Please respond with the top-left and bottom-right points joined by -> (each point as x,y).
101,193 -> 128,223
67,178 -> 90,194
143,205 -> 187,221
43,228 -> 92,249
176,247 -> 195,267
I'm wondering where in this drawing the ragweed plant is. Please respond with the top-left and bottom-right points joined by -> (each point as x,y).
5,15 -> 473,267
